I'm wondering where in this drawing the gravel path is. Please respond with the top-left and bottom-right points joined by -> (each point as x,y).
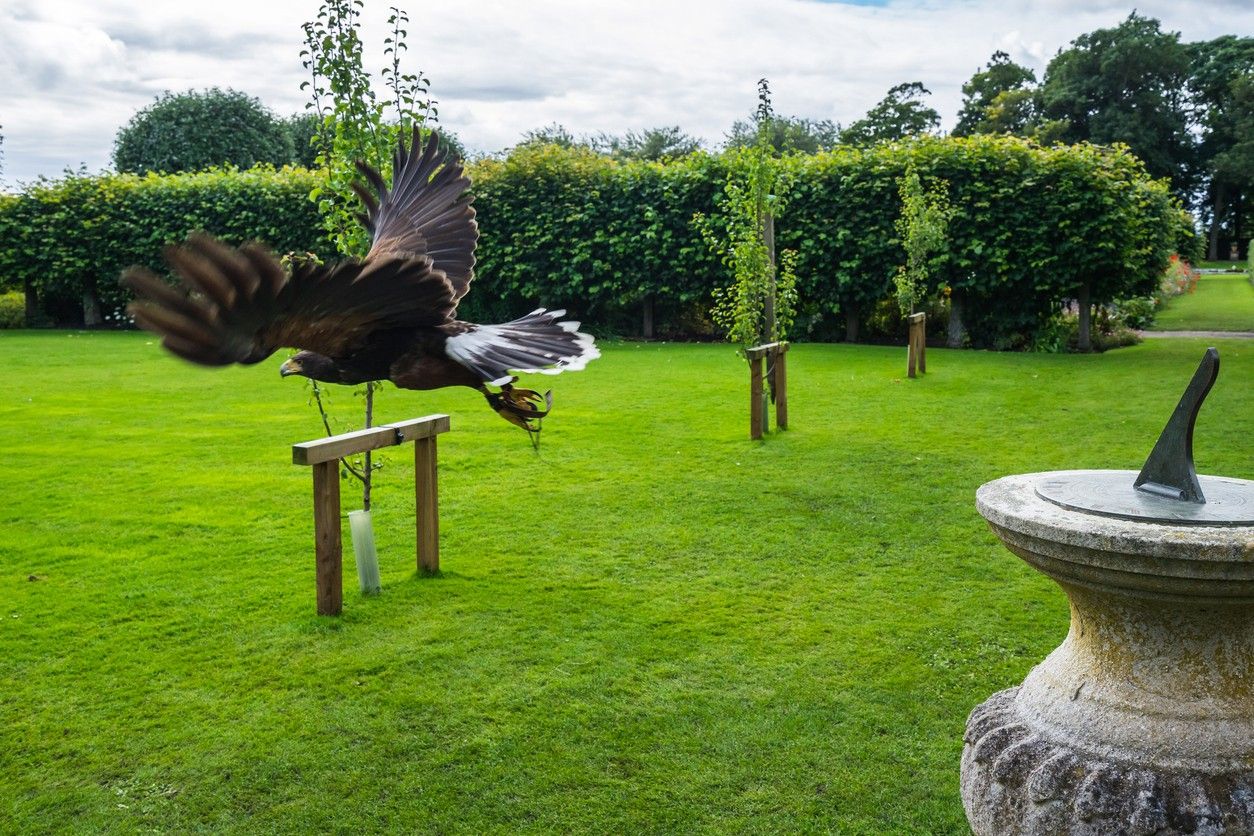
1138,329 -> 1254,339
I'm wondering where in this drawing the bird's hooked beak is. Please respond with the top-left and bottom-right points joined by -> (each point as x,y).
279,357 -> 302,378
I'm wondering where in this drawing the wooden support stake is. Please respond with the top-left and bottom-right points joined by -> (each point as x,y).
312,460 -> 342,616
294,414 -> 449,615
773,344 -> 788,430
918,316 -> 927,374
415,435 -> 439,575
907,313 -> 926,379
750,354 -> 764,440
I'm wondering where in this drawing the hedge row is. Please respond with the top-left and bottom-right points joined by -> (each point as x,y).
0,167 -> 334,326
0,135 -> 1195,346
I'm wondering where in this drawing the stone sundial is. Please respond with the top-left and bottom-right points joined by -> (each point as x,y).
1033,348 -> 1253,526
961,348 -> 1254,835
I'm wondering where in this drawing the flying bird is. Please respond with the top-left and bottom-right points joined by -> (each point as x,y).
121,128 -> 598,440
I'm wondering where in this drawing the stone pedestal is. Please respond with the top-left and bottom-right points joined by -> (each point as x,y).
962,472 -> 1254,835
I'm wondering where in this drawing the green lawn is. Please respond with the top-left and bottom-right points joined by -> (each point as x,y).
2,333 -> 1251,834
1151,270 -> 1254,331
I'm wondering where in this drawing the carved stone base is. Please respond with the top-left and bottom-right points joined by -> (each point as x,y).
962,687 -> 1254,835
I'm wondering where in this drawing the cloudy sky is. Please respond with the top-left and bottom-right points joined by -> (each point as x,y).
1,0 -> 1251,186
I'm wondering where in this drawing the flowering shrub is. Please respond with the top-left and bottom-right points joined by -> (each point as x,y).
1160,254 -> 1200,297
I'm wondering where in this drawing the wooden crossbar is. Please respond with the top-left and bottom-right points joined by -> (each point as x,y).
293,414 -> 450,615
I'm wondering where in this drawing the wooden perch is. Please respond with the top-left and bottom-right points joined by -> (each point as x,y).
293,414 -> 450,615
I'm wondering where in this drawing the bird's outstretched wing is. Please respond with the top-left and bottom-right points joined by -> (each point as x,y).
352,127 -> 478,302
122,234 -> 457,367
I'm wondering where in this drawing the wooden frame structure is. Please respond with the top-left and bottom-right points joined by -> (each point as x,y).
293,414 -> 450,616
907,313 -> 927,379
746,341 -> 789,440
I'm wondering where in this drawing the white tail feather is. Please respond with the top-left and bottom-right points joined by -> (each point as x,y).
446,308 -> 600,384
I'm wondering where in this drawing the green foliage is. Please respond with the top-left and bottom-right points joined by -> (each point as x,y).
593,127 -> 703,162
1189,35 -> 1254,259
0,167 -> 330,326
0,291 -> 23,327
953,51 -> 1038,137
723,115 -> 841,154
112,88 -> 295,175
0,135 -> 1189,348
1039,13 -> 1193,193
301,0 -> 435,258
840,82 -> 941,148
699,80 -> 798,347
283,113 -> 322,169
893,164 -> 953,314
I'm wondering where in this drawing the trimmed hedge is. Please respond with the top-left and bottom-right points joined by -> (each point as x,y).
0,135 -> 1195,346
0,167 -> 333,326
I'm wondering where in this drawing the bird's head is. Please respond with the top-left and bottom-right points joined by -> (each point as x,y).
280,351 -> 338,382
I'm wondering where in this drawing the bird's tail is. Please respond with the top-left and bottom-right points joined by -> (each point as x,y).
445,308 -> 599,386
445,308 -> 598,445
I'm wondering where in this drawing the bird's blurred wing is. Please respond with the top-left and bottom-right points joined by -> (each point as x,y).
122,233 -> 456,367
353,127 -> 478,302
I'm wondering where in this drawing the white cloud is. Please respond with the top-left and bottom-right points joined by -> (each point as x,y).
1,0 -> 1252,186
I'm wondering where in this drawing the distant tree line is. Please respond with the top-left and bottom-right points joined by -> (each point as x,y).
85,12 -> 1249,262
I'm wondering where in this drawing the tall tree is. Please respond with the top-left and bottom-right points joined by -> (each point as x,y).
953,51 -> 1038,136
113,88 -> 294,174
724,115 -> 841,154
593,126 -> 702,161
840,82 -> 940,147
1038,13 -> 1193,193
1188,35 -> 1254,259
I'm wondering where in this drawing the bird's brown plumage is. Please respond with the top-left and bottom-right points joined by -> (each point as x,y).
121,127 -> 598,435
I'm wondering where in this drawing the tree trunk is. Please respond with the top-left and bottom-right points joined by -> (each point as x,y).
946,291 -> 966,348
763,212 -> 776,342
641,295 -> 654,340
24,277 -> 38,327
844,304 -> 860,343
1077,282 -> 1091,352
1208,182 -> 1226,262
1236,189 -> 1244,259
82,287 -> 103,328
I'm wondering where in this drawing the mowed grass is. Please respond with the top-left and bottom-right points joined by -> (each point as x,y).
1,332 -> 1251,834
1151,270 -> 1254,331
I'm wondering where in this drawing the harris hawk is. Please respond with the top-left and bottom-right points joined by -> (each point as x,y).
121,128 -> 598,440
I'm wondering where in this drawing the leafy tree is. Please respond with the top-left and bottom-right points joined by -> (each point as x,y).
893,164 -> 952,314
954,52 -> 1037,137
301,0 -> 436,509
697,80 -> 798,347
724,115 -> 841,154
593,126 -> 702,161
112,88 -> 294,174
1038,13 -> 1193,192
840,82 -> 940,147
517,123 -> 581,149
1188,35 -> 1254,259
283,113 -> 322,168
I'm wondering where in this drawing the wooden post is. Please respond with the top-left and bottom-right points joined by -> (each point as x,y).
312,460 -> 342,616
907,313 -> 926,379
415,435 -> 439,575
293,414 -> 450,615
749,353 -> 764,440
772,343 -> 788,430
747,342 -> 785,440
917,316 -> 927,374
